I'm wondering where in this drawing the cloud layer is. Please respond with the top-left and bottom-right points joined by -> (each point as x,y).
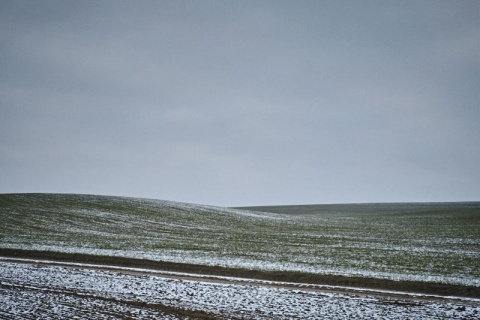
1,0 -> 479,206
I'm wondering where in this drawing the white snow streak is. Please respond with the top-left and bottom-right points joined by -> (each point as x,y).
1,261 -> 479,319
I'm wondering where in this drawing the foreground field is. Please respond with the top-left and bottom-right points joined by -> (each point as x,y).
1,260 -> 479,319
1,193 -> 480,318
1,193 -> 479,288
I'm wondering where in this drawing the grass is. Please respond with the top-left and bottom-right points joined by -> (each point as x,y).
1,193 -> 479,288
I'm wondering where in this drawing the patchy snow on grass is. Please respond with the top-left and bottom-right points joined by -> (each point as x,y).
2,194 -> 479,287
1,261 -> 479,320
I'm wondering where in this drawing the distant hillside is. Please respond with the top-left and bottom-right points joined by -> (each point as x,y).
1,193 -> 479,287
237,201 -> 480,215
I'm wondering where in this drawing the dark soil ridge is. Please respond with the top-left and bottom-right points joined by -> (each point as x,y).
1,248 -> 479,299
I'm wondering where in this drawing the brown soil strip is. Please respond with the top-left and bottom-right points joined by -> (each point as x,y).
1,248 -> 479,299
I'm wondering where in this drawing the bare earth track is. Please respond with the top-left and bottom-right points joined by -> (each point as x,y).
1,248 -> 478,299
1,250 -> 480,319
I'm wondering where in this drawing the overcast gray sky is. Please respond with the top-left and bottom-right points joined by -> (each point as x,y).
1,0 -> 479,206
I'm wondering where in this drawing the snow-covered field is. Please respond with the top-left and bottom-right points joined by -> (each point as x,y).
1,261 -> 479,320
1,194 -> 479,287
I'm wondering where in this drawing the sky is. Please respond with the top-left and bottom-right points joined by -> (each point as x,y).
1,0 -> 479,207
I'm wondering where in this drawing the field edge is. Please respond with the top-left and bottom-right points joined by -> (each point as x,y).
1,248 -> 478,299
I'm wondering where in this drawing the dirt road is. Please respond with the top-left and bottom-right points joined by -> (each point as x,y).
1,256 -> 480,319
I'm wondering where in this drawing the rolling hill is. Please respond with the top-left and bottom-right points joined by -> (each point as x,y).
1,193 -> 479,289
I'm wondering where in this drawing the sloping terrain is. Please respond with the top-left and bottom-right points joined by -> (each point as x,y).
1,193 -> 479,288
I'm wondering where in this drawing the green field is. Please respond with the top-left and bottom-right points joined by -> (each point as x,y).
1,193 -> 479,287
